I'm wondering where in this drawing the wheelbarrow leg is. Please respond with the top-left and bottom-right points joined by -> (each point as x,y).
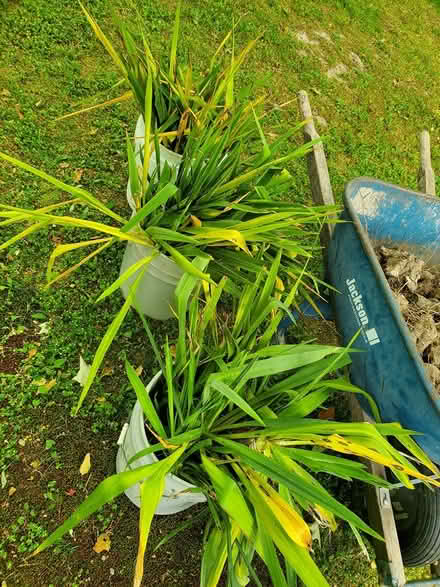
298,90 -> 335,255
418,130 -> 436,196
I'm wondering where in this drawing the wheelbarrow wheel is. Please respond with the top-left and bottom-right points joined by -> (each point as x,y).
392,484 -> 440,566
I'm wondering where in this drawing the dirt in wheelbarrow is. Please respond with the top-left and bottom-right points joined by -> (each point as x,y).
377,246 -> 440,394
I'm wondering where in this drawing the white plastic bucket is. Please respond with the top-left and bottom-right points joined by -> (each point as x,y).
119,242 -> 183,320
116,372 -> 207,514
120,116 -> 184,320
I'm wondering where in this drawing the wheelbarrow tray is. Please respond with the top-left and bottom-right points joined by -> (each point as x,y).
327,177 -> 440,462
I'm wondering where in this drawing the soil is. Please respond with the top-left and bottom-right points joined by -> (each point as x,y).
0,332 -> 40,374
377,246 -> 440,393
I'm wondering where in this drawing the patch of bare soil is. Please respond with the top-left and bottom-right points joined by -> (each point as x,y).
0,332 -> 39,374
377,247 -> 440,392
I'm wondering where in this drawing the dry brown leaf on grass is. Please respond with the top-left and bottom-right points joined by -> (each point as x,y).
8,487 -> 16,497
93,532 -> 111,553
318,407 -> 335,420
39,378 -> 56,393
73,168 -> 84,183
101,365 -> 114,377
79,453 -> 91,476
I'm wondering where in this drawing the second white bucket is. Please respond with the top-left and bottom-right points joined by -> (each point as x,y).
116,373 -> 207,514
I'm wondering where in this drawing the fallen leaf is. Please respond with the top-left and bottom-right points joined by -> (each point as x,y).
79,453 -> 91,476
33,378 -> 46,387
318,407 -> 335,420
89,128 -> 98,136
18,438 -> 26,447
30,460 -> 40,469
72,355 -> 91,386
73,168 -> 84,183
27,348 -> 37,360
135,365 -> 143,377
93,532 -> 111,553
101,365 -> 114,377
8,487 -> 16,497
35,99 -> 42,108
65,488 -> 76,496
39,378 -> 56,393
51,235 -> 63,245
1,471 -> 6,488
38,322 -> 50,335
59,162 -> 70,169
15,104 -> 23,119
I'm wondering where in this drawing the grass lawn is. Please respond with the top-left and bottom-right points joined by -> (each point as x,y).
1,0 -> 440,585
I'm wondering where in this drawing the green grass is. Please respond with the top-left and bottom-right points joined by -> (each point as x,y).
1,0 -> 440,585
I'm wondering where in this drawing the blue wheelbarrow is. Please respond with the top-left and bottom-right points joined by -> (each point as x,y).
288,91 -> 440,586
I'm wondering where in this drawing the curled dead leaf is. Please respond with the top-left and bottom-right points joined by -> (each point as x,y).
101,365 -> 114,377
79,452 -> 91,475
73,168 -> 84,183
27,348 -> 37,360
93,531 -> 111,553
79,453 -> 91,476
40,378 -> 56,394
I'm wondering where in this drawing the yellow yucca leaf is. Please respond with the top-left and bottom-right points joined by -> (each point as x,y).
189,229 -> 250,254
80,3 -> 127,77
0,153 -> 124,223
0,221 -> 49,251
275,277 -> 285,292
257,483 -> 311,550
168,0 -> 181,81
142,70 -> 153,192
46,238 -> 111,282
202,278 -> 211,302
201,523 -> 241,587
45,240 -> 113,288
0,199 -> 80,228
134,445 -> 186,587
8,210 -> 153,247
210,29 -> 232,69
212,38 -> 259,107
190,215 -> 202,227
55,91 -> 133,121
134,475 -> 166,587
316,435 -> 440,488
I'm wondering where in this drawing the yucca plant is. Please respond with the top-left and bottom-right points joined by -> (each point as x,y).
0,104 -> 335,396
31,265 -> 440,587
62,1 -> 258,154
